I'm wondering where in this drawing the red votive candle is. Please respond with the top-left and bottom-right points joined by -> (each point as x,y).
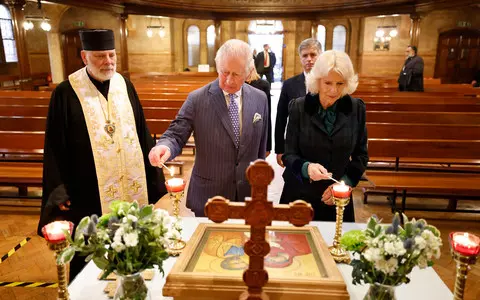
332,181 -> 351,198
42,221 -> 73,244
166,178 -> 186,193
450,232 -> 480,257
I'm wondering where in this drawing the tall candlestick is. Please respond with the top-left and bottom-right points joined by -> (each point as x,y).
165,177 -> 186,256
42,221 -> 74,300
449,232 -> 480,300
329,183 -> 352,264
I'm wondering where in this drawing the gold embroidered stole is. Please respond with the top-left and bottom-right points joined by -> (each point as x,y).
69,67 -> 148,213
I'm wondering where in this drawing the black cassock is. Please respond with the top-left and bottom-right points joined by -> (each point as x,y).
37,74 -> 167,236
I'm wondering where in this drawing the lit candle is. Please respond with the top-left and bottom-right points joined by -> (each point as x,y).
166,177 -> 186,193
41,221 -> 73,244
450,232 -> 480,256
332,181 -> 351,198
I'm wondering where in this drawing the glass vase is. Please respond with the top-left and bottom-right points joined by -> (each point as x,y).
363,283 -> 396,300
114,272 -> 151,300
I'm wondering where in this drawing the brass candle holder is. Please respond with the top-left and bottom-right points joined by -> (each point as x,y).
449,232 -> 480,300
42,221 -> 73,300
328,185 -> 352,264
49,241 -> 70,300
165,178 -> 187,256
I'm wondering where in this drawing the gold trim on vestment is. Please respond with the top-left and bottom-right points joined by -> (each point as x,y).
69,67 -> 148,212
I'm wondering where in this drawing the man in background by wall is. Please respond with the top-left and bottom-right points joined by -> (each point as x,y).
255,44 -> 277,85
275,38 -> 322,167
398,45 -> 424,92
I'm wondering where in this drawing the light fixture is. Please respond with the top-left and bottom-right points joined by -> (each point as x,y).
375,14 -> 399,42
146,15 -> 166,38
24,1 -> 51,32
159,26 -> 165,38
40,20 -> 51,32
23,17 -> 51,31
253,20 -> 276,35
23,20 -> 34,30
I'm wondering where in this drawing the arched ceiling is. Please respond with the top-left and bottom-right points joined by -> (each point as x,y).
41,0 -> 479,19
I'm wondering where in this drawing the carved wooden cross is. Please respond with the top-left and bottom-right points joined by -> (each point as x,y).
204,159 -> 314,300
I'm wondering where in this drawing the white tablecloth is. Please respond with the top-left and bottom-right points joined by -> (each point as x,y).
69,217 -> 453,299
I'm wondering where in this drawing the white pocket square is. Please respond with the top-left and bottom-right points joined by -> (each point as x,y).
253,113 -> 262,124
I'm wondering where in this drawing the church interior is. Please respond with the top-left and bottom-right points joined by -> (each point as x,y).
0,0 -> 479,299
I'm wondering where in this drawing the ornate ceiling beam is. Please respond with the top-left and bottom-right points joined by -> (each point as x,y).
31,0 -> 477,20
415,0 -> 478,12
124,2 -> 415,20
41,0 -> 125,14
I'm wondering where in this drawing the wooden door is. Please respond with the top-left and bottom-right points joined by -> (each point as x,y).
434,28 -> 480,84
62,30 -> 84,77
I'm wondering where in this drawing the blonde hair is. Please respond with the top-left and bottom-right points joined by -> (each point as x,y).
246,59 -> 260,83
306,50 -> 358,96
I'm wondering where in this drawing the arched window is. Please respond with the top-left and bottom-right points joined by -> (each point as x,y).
316,25 -> 326,52
0,5 -> 17,63
187,25 -> 200,67
332,25 -> 347,52
206,25 -> 215,67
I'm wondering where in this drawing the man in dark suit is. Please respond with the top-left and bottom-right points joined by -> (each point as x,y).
255,44 -> 276,84
149,39 -> 268,216
274,38 -> 322,167
398,45 -> 424,92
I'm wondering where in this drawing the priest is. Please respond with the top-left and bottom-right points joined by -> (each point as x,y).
37,29 -> 167,279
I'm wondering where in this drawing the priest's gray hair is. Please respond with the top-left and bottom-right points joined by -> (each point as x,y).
215,39 -> 253,75
306,50 -> 358,96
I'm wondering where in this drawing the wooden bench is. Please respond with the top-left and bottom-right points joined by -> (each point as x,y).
366,111 -> 480,124
367,123 -> 480,140
0,130 -> 184,200
363,138 -> 480,213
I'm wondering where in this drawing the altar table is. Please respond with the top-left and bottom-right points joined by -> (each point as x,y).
69,217 -> 453,299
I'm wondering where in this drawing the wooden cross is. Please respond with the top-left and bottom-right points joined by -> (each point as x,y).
204,159 -> 314,300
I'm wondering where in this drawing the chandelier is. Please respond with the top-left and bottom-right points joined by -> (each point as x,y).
146,16 -> 166,38
374,15 -> 398,43
23,0 -> 51,32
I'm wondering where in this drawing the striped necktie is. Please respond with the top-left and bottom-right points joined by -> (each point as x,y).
228,93 -> 240,147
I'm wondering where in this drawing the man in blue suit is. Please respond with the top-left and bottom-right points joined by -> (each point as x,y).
275,38 -> 322,167
149,39 -> 269,216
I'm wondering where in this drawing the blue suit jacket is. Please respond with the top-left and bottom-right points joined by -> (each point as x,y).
157,79 -> 268,216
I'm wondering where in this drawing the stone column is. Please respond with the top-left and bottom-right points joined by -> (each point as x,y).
46,31 -> 65,83
348,17 -> 361,72
410,13 -> 422,48
7,0 -> 32,90
311,21 -> 318,39
199,26 -> 207,65
119,13 -> 130,78
324,22 -> 334,50
214,20 -> 221,53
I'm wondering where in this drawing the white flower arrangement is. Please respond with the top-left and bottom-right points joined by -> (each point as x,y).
341,213 -> 442,286
57,200 -> 180,278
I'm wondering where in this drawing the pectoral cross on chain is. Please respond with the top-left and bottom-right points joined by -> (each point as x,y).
205,160 -> 314,300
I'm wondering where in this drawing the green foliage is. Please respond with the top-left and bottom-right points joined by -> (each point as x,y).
340,230 -> 366,252
56,201 -> 180,277
345,213 -> 443,287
